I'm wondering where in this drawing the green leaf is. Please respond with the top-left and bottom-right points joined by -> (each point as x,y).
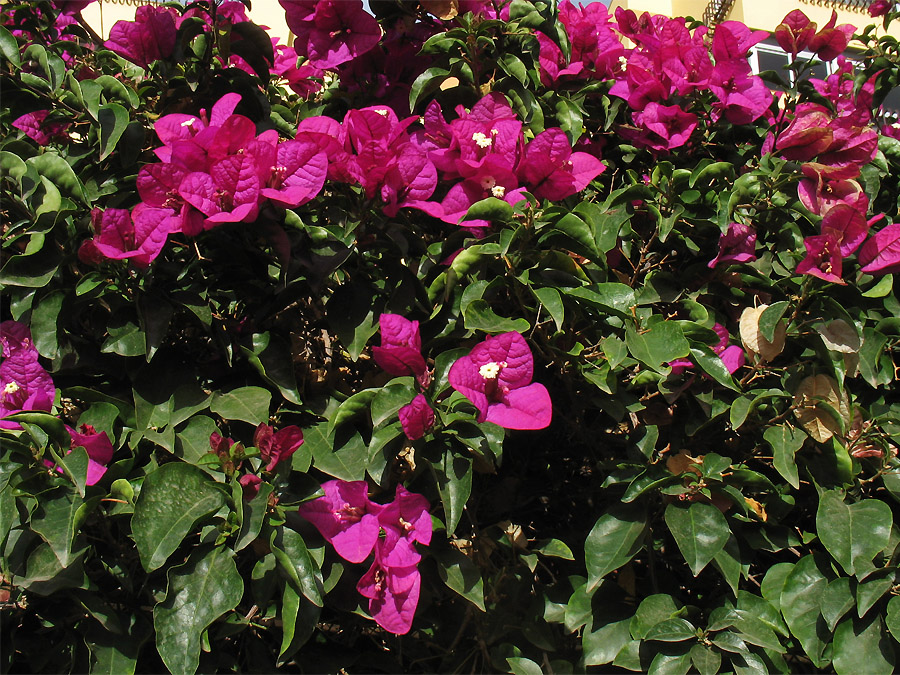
308,424 -> 368,481
271,527 -> 323,606
648,647 -> 692,675
0,24 -> 21,68
532,287 -> 564,332
236,482 -> 273,552
820,577 -> 854,631
631,594 -> 680,639
210,386 -> 271,426
886,595 -> 900,641
97,103 -> 129,160
856,569 -> 893,617
583,617 -> 632,666
690,345 -> 738,390
664,502 -> 730,576
689,644 -> 721,675
5,412 -> 69,448
434,546 -> 485,611
27,153 -> 88,205
816,490 -> 892,577
432,450 -> 472,534
464,300 -> 530,334
409,66 -> 450,110
464,197 -> 514,222
780,554 -> 831,667
176,415 -> 219,464
585,502 -> 646,590
370,379 -> 416,427
153,546 -> 243,675
278,582 -> 320,664
506,656 -> 543,675
759,301 -> 789,343
626,322 -> 690,372
132,463 -> 226,571
832,614 -> 895,675
765,424 -> 806,490
535,538 -> 574,560
31,490 -> 96,567
88,637 -> 139,675
327,389 -> 378,434
645,618 -> 696,642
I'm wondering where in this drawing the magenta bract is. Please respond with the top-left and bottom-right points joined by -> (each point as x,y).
372,314 -> 428,385
297,480 -> 383,564
88,205 -> 177,268
708,223 -> 757,268
859,222 -> 900,275
796,233 -> 845,284
356,556 -> 421,635
12,110 -> 70,145
398,395 -> 435,441
66,424 -> 115,485
254,423 -> 304,472
105,5 -> 178,69
448,332 -> 552,430
0,322 -> 55,430
281,0 -> 381,70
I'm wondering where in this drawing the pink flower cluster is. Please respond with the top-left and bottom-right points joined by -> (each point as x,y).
298,480 -> 431,634
409,93 -> 605,228
533,2 -> 772,153
761,18 -> 900,281
449,332 -> 552,430
372,314 -> 435,441
209,423 -> 304,500
0,321 -> 55,430
372,316 -> 552,436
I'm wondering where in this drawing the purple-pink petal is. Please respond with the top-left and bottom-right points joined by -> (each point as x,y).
297,480 -> 383,563
398,395 -> 435,441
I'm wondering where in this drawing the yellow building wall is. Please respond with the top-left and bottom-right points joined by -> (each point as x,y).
81,0 -> 291,43
610,0 -> 891,35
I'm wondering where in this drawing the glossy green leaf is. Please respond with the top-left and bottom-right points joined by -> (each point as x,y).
626,322 -> 690,372
583,618 -> 632,666
816,490 -> 892,577
236,483 -> 274,552
820,577 -> 854,632
153,546 -> 243,675
31,490 -> 96,567
97,103 -> 129,160
27,153 -> 88,205
278,582 -> 320,664
664,502 -> 730,576
433,450 -> 472,534
780,554 -> 831,667
832,614 -> 895,675
464,300 -> 531,333
210,386 -> 271,426
765,424 -> 806,490
532,286 -> 564,331
689,644 -> 721,675
434,546 -> 485,611
271,526 -> 323,606
0,24 -> 20,68
585,502 -> 646,590
464,197 -> 513,222
506,657 -> 543,675
132,463 -> 226,571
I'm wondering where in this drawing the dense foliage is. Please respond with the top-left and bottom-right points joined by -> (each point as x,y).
2,0 -> 900,672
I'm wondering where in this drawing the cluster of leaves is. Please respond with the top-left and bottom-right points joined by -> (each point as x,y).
2,0 -> 900,673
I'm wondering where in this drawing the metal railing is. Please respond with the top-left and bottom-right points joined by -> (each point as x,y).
702,0 -> 737,26
800,0 -> 871,12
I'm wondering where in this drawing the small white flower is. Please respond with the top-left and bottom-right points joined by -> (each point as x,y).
472,131 -> 492,148
491,185 -> 506,198
479,361 -> 506,379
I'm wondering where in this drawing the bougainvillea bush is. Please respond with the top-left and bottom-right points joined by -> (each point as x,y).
3,0 -> 900,671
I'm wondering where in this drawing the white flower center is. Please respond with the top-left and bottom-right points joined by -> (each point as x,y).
180,118 -> 197,127
4,382 -> 20,395
479,361 -> 506,379
374,109 -> 389,117
491,185 -> 506,198
472,132 -> 492,148
480,176 -> 496,190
